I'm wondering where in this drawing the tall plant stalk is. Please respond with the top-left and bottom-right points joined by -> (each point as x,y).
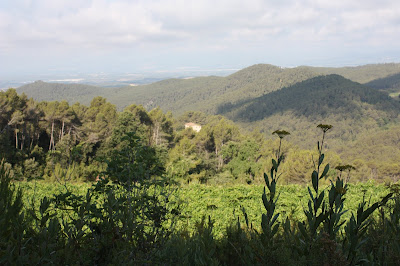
261,130 -> 289,247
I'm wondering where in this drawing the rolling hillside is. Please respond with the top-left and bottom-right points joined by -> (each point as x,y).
220,75 -> 400,121
16,63 -> 400,114
365,73 -> 400,93
110,64 -> 319,114
304,63 -> 400,83
17,80 -> 110,106
218,75 -> 400,148
16,64 -> 319,113
15,62 -> 400,126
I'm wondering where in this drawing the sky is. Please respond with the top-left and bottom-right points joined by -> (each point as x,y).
1,0 -> 400,78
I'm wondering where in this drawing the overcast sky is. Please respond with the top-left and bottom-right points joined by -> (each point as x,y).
1,0 -> 400,77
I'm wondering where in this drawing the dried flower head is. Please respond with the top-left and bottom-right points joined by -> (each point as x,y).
335,164 -> 356,172
272,130 -> 290,139
317,124 -> 333,133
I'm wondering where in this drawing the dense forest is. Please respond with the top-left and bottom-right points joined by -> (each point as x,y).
305,63 -> 400,83
366,72 -> 400,93
2,84 -> 400,185
219,74 -> 400,120
219,74 -> 400,146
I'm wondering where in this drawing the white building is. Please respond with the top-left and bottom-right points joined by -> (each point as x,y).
185,122 -> 202,132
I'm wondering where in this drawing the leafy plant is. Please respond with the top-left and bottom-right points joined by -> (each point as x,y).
294,125 -> 332,255
343,193 -> 392,265
261,130 -> 290,246
0,159 -> 26,264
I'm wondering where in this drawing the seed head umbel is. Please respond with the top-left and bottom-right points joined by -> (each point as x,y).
272,130 -> 290,139
317,124 -> 333,133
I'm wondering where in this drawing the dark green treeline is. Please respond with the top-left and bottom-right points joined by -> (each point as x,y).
1,88 -> 399,183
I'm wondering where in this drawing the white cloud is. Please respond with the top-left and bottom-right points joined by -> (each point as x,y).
0,0 -> 399,74
2,0 -> 399,47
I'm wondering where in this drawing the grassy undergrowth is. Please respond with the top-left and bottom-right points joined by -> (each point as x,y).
18,180 -> 392,237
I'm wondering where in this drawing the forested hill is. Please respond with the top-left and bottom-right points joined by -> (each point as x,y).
16,63 -> 400,114
304,63 -> 400,83
16,65 -> 319,113
17,80 -> 109,106
111,64 -> 318,114
365,73 -> 400,92
217,74 -> 400,149
219,74 -> 400,122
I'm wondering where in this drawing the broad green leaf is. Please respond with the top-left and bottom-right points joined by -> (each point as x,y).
272,159 -> 278,171
264,173 -> 270,187
320,164 -> 330,179
312,170 -> 318,193
318,154 -> 325,166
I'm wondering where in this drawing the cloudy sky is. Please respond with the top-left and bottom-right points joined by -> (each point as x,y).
1,0 -> 399,77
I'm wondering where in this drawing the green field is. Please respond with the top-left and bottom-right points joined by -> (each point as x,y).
18,180 -> 392,237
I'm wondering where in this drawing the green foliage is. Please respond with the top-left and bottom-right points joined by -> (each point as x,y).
0,160 -> 26,264
105,132 -> 164,186
6,179 -> 398,264
365,186 -> 400,264
222,139 -> 261,182
167,135 -> 201,183
339,125 -> 400,182
260,130 -> 288,247
0,130 -> 176,264
292,125 -> 332,256
160,216 -> 219,265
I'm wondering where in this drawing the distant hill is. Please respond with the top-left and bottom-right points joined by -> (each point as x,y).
17,80 -> 109,105
304,63 -> 400,83
16,63 -> 400,115
103,63 -> 400,114
16,65 -> 319,113
218,75 -> 400,148
111,64 -> 318,114
365,73 -> 400,93
220,74 -> 400,121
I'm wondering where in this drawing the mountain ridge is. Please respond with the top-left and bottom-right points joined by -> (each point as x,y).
216,74 -> 400,149
220,74 -> 400,121
16,63 -> 400,115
